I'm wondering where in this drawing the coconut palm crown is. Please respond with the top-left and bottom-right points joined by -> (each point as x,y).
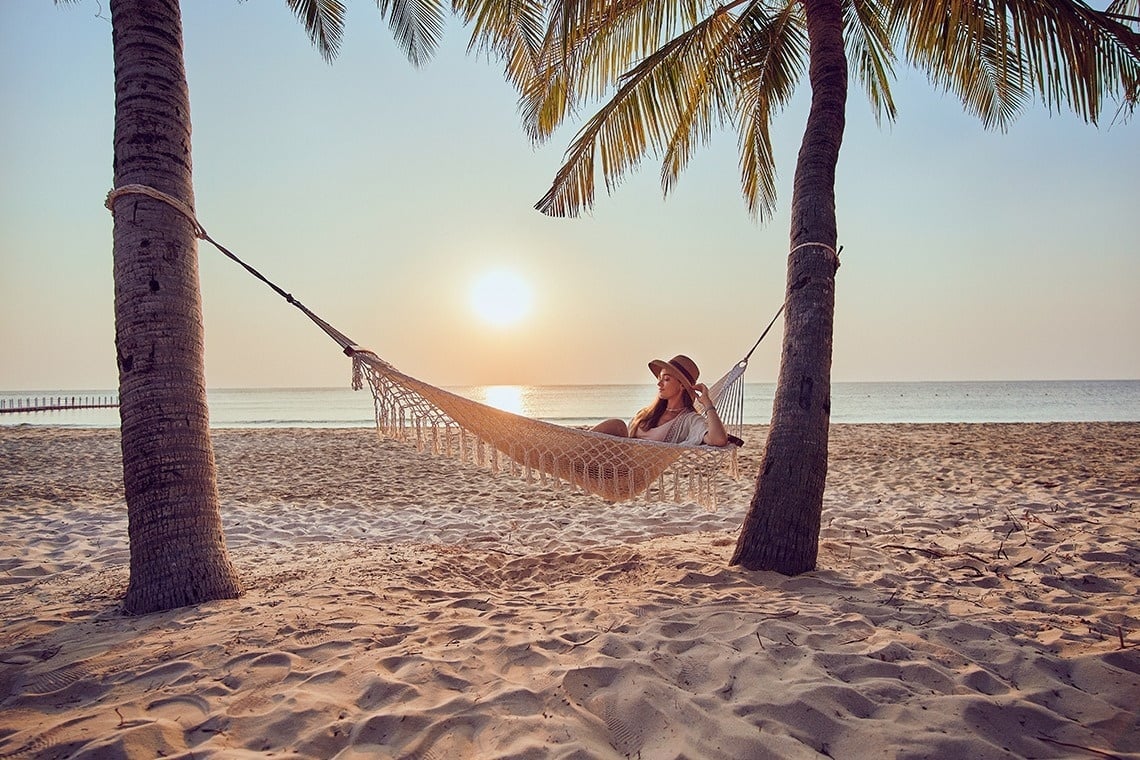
483,0 -> 1139,218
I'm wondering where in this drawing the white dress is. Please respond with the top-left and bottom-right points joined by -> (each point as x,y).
634,411 -> 709,445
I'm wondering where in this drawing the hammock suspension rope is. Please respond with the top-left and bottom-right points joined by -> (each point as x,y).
106,184 -> 839,506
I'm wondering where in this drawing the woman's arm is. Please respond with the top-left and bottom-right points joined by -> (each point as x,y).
693,383 -> 729,446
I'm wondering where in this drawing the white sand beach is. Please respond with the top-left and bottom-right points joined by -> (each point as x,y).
1,423 -> 1138,759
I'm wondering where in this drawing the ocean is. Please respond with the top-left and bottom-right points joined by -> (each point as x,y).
2,380 -> 1138,429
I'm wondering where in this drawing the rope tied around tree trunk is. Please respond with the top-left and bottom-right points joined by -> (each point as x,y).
105,183 -> 359,354
788,241 -> 838,256
789,240 -> 842,274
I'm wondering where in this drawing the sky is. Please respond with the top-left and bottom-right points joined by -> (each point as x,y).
1,1 -> 1138,390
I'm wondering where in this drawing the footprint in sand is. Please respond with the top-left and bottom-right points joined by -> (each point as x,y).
146,693 -> 211,723
220,651 -> 294,716
18,661 -> 97,697
561,665 -> 620,705
561,665 -> 666,755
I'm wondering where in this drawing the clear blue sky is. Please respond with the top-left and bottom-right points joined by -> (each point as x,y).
2,0 -> 1137,390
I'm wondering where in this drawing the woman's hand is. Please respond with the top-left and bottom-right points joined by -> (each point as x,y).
693,383 -> 729,446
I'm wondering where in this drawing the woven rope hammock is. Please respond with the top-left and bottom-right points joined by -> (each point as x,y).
106,184 -> 836,506
347,347 -> 755,506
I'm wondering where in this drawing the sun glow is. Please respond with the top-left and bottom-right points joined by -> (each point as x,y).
469,270 -> 533,327
482,385 -> 524,415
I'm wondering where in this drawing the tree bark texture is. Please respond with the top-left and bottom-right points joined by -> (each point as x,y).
109,0 -> 242,614
731,0 -> 847,574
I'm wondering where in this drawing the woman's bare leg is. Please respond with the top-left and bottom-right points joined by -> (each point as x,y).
592,418 -> 629,437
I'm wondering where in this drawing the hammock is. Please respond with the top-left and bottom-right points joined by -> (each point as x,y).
104,184 -> 805,507
333,298 -> 780,505
347,347 -> 754,506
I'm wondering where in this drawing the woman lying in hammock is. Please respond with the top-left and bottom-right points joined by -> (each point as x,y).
592,355 -> 730,447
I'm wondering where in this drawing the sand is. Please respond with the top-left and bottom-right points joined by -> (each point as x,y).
0,423 -> 1137,759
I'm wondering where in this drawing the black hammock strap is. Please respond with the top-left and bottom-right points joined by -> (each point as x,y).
105,183 -> 837,391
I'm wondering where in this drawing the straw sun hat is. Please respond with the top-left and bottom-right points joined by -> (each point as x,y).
648,355 -> 700,394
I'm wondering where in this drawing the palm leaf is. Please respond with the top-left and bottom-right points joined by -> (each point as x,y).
733,0 -> 808,218
1107,0 -> 1139,21
891,0 -> 1140,126
659,6 -> 753,197
286,0 -> 347,62
519,0 -> 713,142
458,0 -> 549,90
376,0 -> 448,66
843,0 -> 897,124
534,7 -> 744,216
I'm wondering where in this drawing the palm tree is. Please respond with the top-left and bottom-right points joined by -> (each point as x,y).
104,0 -> 242,614
494,0 -> 1139,573
82,0 -> 450,614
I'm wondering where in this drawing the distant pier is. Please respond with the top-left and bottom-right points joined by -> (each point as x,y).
0,395 -> 119,414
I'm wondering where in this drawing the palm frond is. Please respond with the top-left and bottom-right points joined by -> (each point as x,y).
375,0 -> 448,66
534,7 -> 743,216
659,7 -> 752,197
519,0 -> 714,143
964,6 -> 1030,128
457,0 -> 548,90
287,0 -> 347,62
1106,0 -> 1140,114
889,0 -> 1030,128
518,44 -> 579,141
733,0 -> 808,218
574,0 -> 710,101
1106,0 -> 1140,26
1000,0 -> 1138,122
843,0 -> 897,124
736,93 -> 779,219
892,0 -> 1140,127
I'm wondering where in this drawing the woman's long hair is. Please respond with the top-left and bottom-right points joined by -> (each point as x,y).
629,387 -> 695,436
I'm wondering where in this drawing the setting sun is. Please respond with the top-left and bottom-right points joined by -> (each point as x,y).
469,270 -> 533,327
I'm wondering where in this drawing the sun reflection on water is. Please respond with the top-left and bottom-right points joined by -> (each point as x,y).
482,385 -> 524,416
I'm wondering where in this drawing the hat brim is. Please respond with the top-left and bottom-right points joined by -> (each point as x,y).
648,359 -> 695,392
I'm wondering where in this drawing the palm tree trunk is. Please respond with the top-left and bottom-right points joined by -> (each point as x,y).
109,0 -> 242,613
731,0 -> 846,574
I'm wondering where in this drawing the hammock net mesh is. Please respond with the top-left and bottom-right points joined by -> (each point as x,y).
351,351 -> 743,507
